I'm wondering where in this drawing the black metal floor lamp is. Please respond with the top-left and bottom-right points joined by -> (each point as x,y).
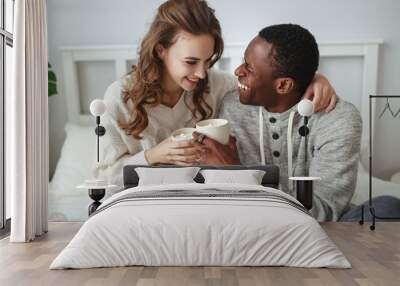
359,95 -> 400,230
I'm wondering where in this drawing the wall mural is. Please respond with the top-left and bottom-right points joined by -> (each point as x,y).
48,2 -> 400,225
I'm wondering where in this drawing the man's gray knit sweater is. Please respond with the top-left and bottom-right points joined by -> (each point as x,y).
218,91 -> 362,221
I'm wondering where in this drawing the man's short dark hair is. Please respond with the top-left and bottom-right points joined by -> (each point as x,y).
258,24 -> 319,94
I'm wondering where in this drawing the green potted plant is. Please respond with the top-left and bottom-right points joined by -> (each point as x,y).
48,63 -> 58,96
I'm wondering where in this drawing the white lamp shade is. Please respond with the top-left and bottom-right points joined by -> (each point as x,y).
298,99 -> 314,117
90,99 -> 107,116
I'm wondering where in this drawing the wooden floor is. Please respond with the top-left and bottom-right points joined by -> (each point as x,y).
0,222 -> 399,286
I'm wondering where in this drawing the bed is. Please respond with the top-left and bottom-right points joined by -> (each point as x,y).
50,165 -> 350,269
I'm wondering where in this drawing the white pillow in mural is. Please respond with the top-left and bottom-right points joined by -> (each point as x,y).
48,123 -> 95,222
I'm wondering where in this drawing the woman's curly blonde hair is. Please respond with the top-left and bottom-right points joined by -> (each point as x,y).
119,0 -> 224,139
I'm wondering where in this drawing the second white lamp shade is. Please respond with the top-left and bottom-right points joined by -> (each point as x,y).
297,99 -> 314,117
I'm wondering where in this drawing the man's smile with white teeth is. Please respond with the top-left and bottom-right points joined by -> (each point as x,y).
238,82 -> 249,90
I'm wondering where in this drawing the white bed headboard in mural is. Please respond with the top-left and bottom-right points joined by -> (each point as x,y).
61,40 -> 382,146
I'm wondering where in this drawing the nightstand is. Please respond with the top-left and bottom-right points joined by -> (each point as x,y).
77,180 -> 119,216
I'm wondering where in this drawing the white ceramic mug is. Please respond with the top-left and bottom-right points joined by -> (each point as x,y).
171,127 -> 196,141
196,119 -> 230,145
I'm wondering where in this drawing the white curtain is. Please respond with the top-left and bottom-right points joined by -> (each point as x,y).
10,0 -> 48,242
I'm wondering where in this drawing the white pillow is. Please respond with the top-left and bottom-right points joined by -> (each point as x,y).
49,123 -> 95,221
135,167 -> 200,186
200,169 -> 266,185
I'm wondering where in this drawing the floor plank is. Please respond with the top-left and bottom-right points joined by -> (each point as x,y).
0,222 -> 399,286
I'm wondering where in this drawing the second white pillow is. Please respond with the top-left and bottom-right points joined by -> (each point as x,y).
200,169 -> 266,185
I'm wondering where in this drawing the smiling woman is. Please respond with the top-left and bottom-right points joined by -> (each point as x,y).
94,0 -> 238,186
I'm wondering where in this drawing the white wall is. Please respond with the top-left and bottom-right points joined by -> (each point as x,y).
47,0 -> 400,179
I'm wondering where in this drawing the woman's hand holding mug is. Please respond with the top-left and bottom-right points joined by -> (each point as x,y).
144,137 -> 205,165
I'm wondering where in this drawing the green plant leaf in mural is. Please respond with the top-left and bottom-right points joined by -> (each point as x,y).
48,63 -> 58,96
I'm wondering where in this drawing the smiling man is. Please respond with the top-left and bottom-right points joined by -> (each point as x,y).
195,24 -> 362,221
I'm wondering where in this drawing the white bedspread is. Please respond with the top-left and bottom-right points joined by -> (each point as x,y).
50,183 -> 350,269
